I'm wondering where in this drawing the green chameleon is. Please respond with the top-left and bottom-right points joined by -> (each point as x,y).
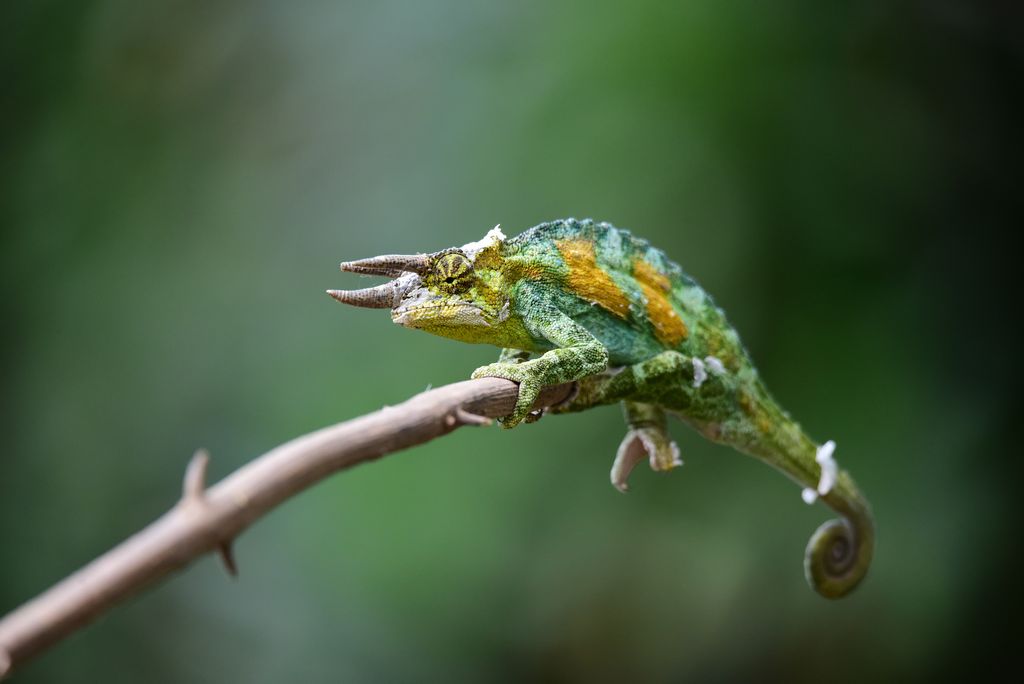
328,218 -> 873,598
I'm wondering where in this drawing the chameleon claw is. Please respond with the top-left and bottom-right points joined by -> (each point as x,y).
611,427 -> 683,492
611,431 -> 646,492
499,384 -> 541,428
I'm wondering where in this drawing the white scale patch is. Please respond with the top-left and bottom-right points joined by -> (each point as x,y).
461,224 -> 506,261
705,356 -> 726,375
801,439 -> 839,505
691,357 -> 707,387
691,356 -> 724,388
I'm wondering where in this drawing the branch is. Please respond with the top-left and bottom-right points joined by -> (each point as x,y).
0,377 -> 575,679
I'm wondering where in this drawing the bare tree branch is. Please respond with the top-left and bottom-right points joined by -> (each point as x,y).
0,377 -> 575,679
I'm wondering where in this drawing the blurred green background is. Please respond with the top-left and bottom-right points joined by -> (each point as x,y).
2,1 -> 1019,681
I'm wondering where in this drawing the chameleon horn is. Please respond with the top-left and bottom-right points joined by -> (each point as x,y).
326,282 -> 400,309
340,254 -> 430,277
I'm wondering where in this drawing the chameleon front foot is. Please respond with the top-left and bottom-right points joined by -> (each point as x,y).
471,362 -> 543,428
611,401 -> 682,492
473,339 -> 608,428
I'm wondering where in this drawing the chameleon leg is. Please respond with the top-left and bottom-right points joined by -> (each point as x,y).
472,343 -> 607,427
472,293 -> 609,428
560,350 -> 694,412
495,348 -> 546,423
611,401 -> 682,492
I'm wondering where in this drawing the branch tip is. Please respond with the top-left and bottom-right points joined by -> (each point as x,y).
183,449 -> 210,503
455,407 -> 492,426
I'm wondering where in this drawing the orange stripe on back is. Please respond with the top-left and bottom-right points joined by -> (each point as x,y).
633,258 -> 688,345
555,239 -> 631,318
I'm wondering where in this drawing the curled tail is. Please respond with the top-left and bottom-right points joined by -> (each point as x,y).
803,471 -> 874,598
555,350 -> 875,598
728,385 -> 875,598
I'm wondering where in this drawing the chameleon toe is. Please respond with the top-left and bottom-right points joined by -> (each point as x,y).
611,427 -> 683,492
611,430 -> 647,492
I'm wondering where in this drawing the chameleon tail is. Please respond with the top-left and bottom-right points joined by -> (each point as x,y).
805,478 -> 874,598
730,387 -> 874,599
556,352 -> 875,598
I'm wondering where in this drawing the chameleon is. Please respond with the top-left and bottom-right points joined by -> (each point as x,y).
328,218 -> 874,598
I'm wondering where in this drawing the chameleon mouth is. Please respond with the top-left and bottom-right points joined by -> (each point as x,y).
391,301 -> 491,328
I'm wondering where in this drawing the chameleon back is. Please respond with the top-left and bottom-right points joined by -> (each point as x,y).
503,218 -> 752,374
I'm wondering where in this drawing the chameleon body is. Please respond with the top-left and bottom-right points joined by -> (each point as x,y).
329,219 -> 874,598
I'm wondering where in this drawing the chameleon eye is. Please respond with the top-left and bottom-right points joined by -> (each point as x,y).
432,252 -> 474,291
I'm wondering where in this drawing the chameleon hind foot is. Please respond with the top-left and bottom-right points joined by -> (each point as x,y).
611,401 -> 682,492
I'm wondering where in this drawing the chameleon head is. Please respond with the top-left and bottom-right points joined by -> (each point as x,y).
327,228 -> 514,345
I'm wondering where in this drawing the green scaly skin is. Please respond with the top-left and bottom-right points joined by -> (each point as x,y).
329,219 -> 874,598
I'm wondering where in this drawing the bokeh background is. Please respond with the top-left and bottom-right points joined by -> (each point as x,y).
2,1 -> 1019,681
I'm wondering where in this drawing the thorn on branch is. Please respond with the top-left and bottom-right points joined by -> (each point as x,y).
218,543 -> 238,577
445,407 -> 492,428
0,378 -> 571,672
181,449 -> 240,578
183,449 -> 210,504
